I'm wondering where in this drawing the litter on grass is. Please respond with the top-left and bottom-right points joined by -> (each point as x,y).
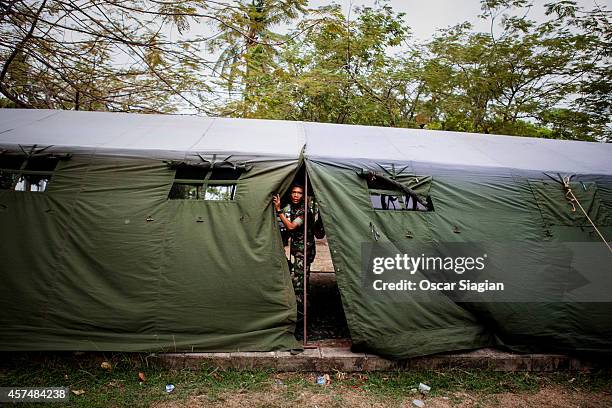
419,383 -> 431,394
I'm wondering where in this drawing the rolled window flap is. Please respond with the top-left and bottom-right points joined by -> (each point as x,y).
358,169 -> 430,209
165,159 -> 250,172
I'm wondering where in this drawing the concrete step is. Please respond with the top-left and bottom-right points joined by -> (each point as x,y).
153,347 -> 597,372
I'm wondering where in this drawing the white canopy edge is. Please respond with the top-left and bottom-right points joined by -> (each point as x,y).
0,109 -> 610,175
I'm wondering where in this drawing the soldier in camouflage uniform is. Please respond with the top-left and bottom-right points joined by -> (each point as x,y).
273,185 -> 316,324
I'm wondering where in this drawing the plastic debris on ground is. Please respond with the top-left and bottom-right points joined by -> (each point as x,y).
165,384 -> 175,393
412,399 -> 425,407
419,382 -> 431,393
315,374 -> 331,385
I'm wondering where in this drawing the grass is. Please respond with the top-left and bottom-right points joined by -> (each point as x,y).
1,352 -> 610,407
0,353 -> 274,407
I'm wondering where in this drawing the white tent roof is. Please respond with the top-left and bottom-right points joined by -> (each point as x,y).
0,109 -> 610,175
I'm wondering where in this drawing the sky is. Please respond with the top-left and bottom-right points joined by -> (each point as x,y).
308,0 -> 609,41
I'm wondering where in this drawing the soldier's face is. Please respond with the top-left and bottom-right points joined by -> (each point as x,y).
290,187 -> 304,204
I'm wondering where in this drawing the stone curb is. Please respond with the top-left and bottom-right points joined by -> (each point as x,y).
152,347 -> 598,372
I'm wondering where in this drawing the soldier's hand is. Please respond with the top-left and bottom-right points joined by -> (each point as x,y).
272,194 -> 281,211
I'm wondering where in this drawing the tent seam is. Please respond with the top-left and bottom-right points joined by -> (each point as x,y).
41,150 -> 96,332
186,117 -> 216,156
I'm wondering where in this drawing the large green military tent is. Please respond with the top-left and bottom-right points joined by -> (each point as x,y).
1,109 -> 611,358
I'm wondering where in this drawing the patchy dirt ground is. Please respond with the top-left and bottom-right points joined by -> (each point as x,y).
425,386 -> 612,408
151,384 -> 612,408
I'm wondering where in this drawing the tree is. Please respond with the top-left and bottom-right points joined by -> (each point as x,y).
541,1 -> 611,141
419,0 -> 611,141
3,0 -> 608,142
0,0 -> 246,113
208,0 -> 308,117
221,1 -> 422,127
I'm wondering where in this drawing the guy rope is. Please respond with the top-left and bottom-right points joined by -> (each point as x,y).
562,176 -> 612,253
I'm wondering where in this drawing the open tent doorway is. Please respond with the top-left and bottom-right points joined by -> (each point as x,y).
276,165 -> 350,346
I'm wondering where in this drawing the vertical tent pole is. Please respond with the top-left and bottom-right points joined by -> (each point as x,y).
303,169 -> 309,346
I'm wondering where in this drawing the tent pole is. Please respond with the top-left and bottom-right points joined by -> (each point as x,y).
303,169 -> 309,346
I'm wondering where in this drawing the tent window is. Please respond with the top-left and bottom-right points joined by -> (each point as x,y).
175,165 -> 207,180
0,155 -> 59,192
169,183 -> 201,200
0,156 -> 25,170
169,164 -> 241,201
205,185 -> 236,200
209,168 -> 242,181
406,195 -> 430,211
366,175 -> 433,212
25,157 -> 60,171
15,174 -> 51,192
370,190 -> 406,210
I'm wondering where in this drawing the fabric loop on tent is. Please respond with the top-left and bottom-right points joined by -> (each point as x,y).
369,222 -> 380,241
562,176 -> 612,253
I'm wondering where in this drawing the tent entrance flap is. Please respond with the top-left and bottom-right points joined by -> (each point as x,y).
276,165 -> 350,345
305,159 -> 492,359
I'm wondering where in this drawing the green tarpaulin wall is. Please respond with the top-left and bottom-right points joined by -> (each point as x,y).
1,155 -> 301,351
307,159 -> 612,358
0,109 -> 611,358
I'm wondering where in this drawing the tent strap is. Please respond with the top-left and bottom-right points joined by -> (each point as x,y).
562,176 -> 612,253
